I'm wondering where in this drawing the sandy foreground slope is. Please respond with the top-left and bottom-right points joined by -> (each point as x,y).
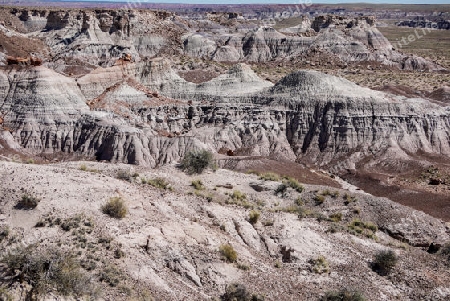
0,160 -> 449,300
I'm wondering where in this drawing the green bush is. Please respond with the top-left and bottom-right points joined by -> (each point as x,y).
101,197 -> 127,219
220,244 -> 237,263
15,194 -> 40,210
248,210 -> 260,225
372,250 -> 398,276
1,245 -> 96,298
181,150 -> 214,174
322,289 -> 366,301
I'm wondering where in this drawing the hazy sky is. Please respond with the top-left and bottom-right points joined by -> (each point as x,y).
72,0 -> 450,4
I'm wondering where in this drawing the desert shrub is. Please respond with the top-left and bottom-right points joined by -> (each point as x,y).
101,197 -> 127,219
347,219 -> 378,239
329,212 -> 343,222
219,244 -> 237,263
364,222 -> 378,232
274,260 -> 282,268
331,191 -> 340,198
191,179 -> 205,190
60,215 -> 82,231
372,250 -> 398,276
226,195 -> 253,209
321,189 -> 332,196
116,170 -> 133,182
295,197 -> 304,206
80,258 -> 97,271
1,245 -> 96,298
99,265 -> 122,287
276,205 -> 300,214
248,210 -> 260,225
283,177 -> 304,193
181,149 -> 213,174
322,289 -> 366,301
80,164 -> 98,172
326,223 -> 346,234
310,255 -> 330,274
114,248 -> 125,259
237,263 -> 250,271
275,183 -> 288,197
343,194 -> 357,205
144,177 -> 173,190
298,207 -> 313,219
15,194 -> 40,210
0,226 -> 9,243
231,190 -> 246,202
221,283 -> 264,301
314,194 -> 325,205
258,172 -> 280,181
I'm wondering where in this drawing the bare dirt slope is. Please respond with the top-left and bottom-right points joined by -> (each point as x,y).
1,160 -> 450,300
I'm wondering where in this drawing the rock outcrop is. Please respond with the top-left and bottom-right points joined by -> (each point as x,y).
1,62 -> 449,170
0,8 -> 445,73
397,17 -> 450,30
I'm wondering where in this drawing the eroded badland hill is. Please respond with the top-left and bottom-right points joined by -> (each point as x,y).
0,5 -> 449,301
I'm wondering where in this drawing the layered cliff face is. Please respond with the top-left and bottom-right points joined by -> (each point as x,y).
261,71 -> 450,165
0,66 -> 89,152
1,62 -> 449,170
0,8 -> 445,73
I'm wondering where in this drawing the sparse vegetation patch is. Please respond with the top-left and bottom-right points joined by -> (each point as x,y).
1,245 -> 97,299
219,244 -> 237,263
181,150 -> 214,174
310,255 -> 330,274
15,193 -> 40,210
143,177 -> 173,191
372,250 -> 398,276
191,179 -> 205,190
258,172 -> 280,181
101,197 -> 128,219
347,219 -> 378,239
248,210 -> 260,225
